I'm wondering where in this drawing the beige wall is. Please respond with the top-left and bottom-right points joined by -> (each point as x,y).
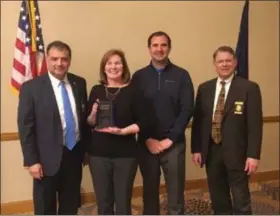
1,1 -> 279,203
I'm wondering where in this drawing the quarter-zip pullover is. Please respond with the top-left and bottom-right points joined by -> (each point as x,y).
131,61 -> 194,143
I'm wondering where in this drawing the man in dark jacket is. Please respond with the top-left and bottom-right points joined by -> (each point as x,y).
131,31 -> 194,215
191,46 -> 263,214
18,41 -> 89,214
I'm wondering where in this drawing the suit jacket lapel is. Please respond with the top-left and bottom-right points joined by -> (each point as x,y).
223,76 -> 238,118
68,75 -> 81,126
206,78 -> 217,118
42,74 -> 61,123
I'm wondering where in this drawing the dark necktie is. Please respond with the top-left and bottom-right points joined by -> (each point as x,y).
211,81 -> 226,144
61,81 -> 76,150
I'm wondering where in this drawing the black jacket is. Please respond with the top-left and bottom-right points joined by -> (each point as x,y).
131,62 -> 194,143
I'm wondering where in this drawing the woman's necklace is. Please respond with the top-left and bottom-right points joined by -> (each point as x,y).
105,86 -> 121,100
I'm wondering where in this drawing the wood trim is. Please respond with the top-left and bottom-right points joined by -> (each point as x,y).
0,132 -> 19,142
0,200 -> 33,214
1,115 -> 279,142
249,169 -> 279,182
263,115 -> 279,123
1,170 -> 278,214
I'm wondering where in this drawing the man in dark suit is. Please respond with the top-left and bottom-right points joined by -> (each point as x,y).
17,41 -> 89,214
191,46 -> 263,215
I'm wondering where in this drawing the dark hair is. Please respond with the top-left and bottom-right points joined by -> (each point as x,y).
147,31 -> 171,48
46,40 -> 72,59
99,49 -> 131,85
213,46 -> 236,60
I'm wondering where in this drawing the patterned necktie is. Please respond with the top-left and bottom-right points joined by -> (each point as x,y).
211,81 -> 226,144
61,81 -> 76,150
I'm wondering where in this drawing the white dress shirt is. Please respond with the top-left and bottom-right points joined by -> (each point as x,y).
213,74 -> 234,119
48,72 -> 80,145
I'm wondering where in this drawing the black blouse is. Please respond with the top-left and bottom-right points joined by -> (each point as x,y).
86,83 -> 145,158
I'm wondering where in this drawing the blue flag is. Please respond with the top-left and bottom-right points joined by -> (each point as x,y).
235,0 -> 249,79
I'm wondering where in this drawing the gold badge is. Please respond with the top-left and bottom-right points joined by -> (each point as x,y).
234,101 -> 243,114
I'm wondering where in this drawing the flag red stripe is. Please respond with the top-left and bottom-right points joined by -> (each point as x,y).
13,59 -> 26,76
15,38 -> 25,53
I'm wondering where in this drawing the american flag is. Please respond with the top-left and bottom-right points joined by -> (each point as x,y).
11,0 -> 47,92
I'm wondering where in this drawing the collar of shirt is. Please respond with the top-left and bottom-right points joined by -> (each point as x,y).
217,73 -> 234,85
48,72 -> 70,87
149,59 -> 172,73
